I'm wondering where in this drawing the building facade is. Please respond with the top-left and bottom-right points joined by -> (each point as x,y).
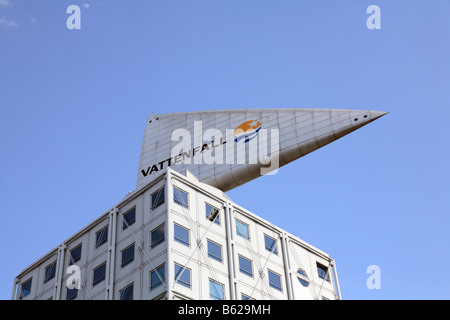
12,168 -> 340,300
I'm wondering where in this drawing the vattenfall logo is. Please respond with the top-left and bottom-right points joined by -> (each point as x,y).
233,120 -> 262,143
141,120 -> 279,178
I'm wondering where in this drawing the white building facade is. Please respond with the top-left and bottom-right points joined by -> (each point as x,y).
12,168 -> 341,300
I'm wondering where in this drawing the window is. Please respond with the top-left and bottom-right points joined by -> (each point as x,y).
19,278 -> 32,299
264,235 -> 278,255
95,226 -> 108,248
241,293 -> 253,300
122,207 -> 136,230
93,262 -> 106,286
206,204 -> 220,225
209,280 -> 224,300
268,270 -> 282,292
297,269 -> 309,287
236,220 -> 249,240
317,263 -> 329,282
121,243 -> 135,268
174,223 -> 189,247
174,263 -> 191,288
66,287 -> 77,300
207,240 -> 222,262
150,224 -> 165,248
69,244 -> 82,265
239,256 -> 253,277
173,187 -> 188,208
44,261 -> 56,283
120,283 -> 133,300
150,264 -> 165,290
151,186 -> 165,210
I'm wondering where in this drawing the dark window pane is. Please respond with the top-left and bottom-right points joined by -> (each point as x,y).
175,264 -> 190,288
120,284 -> 133,300
207,240 -> 222,262
268,270 -> 282,291
66,287 -> 78,300
19,278 -> 32,299
151,187 -> 165,210
69,244 -> 82,265
44,261 -> 56,283
317,263 -> 329,281
150,265 -> 165,290
95,226 -> 108,248
121,244 -> 135,267
206,204 -> 220,225
151,224 -> 165,248
173,187 -> 188,208
93,262 -> 106,286
123,208 -> 136,230
239,256 -> 253,277
264,235 -> 278,255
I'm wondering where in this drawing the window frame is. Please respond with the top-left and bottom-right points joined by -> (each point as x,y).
174,223 -> 190,247
238,255 -> 253,278
151,186 -> 165,210
205,203 -> 220,225
95,225 -> 108,249
209,279 -> 225,300
121,243 -> 135,268
150,264 -> 165,291
264,234 -> 278,255
69,243 -> 82,265
268,269 -> 282,292
119,283 -> 134,300
235,220 -> 250,240
174,263 -> 191,289
44,261 -> 57,283
122,207 -> 136,230
93,261 -> 107,287
150,223 -> 165,248
173,187 -> 189,209
207,239 -> 223,263
19,278 -> 32,299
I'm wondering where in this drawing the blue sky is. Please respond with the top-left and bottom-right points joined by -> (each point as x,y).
1,0 -> 449,300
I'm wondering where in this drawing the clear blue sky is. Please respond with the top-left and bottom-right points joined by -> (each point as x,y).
1,0 -> 449,300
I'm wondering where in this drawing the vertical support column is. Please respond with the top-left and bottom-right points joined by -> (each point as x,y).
54,243 -> 66,300
105,207 -> 118,300
224,201 -> 236,300
280,233 -> 294,300
165,169 -> 174,300
331,260 -> 342,300
11,277 -> 19,300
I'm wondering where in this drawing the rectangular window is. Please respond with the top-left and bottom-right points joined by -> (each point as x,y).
241,293 -> 253,300
150,224 -> 165,248
239,256 -> 253,277
236,220 -> 249,240
151,186 -> 165,210
120,283 -> 133,300
174,223 -> 189,247
19,278 -> 32,299
173,187 -> 188,208
268,270 -> 282,292
206,204 -> 220,225
207,240 -> 222,262
93,262 -> 106,286
150,264 -> 165,291
69,244 -> 82,265
174,263 -> 191,288
264,235 -> 278,255
209,280 -> 224,300
122,207 -> 136,230
95,226 -> 108,248
44,261 -> 56,283
66,287 -> 78,300
317,263 -> 330,282
121,243 -> 135,268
